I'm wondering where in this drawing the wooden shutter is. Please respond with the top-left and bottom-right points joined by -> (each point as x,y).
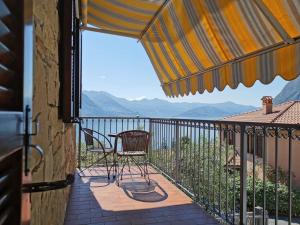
59,0 -> 81,122
0,1 -> 24,224
0,149 -> 22,225
0,0 -> 23,111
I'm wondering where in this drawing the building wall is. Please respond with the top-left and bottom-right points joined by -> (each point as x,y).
266,137 -> 300,187
31,1 -> 76,225
223,130 -> 300,187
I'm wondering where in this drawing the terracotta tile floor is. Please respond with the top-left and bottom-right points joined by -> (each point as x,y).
64,166 -> 219,225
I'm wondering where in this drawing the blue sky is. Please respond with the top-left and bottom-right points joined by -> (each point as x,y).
82,31 -> 287,107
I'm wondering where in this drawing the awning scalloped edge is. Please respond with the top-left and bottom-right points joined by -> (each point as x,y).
162,41 -> 300,97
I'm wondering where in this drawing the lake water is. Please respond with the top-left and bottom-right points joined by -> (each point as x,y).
78,118 -> 221,149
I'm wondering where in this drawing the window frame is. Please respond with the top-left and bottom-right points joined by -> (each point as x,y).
247,134 -> 263,158
59,0 -> 82,123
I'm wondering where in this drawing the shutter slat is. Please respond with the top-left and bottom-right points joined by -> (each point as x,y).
1,15 -> 16,34
0,192 -> 9,210
0,20 -> 9,36
0,0 -> 10,18
0,0 -> 22,111
0,33 -> 16,52
0,51 -> 15,68
2,0 -> 17,15
0,173 -> 9,190
0,86 -> 14,107
0,207 -> 11,225
0,42 -> 16,67
0,150 -> 22,225
0,64 -> 15,87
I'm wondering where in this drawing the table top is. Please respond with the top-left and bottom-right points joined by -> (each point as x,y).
108,133 -> 117,137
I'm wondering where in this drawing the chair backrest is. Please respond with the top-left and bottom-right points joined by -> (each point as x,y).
82,128 -> 94,149
118,130 -> 150,153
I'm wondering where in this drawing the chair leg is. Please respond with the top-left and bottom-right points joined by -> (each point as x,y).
79,153 -> 106,174
131,157 -> 143,177
108,153 -> 117,179
103,153 -> 110,180
127,156 -> 131,172
144,156 -> 150,185
120,157 -> 127,180
117,156 -> 121,186
113,153 -> 117,179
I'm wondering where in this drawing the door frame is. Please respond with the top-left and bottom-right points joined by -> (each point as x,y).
0,0 -> 34,224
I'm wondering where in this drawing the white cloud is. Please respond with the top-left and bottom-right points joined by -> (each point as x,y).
95,75 -> 107,80
127,96 -> 147,101
97,75 -> 106,79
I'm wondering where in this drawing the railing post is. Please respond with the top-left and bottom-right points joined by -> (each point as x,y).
240,125 -> 247,225
77,121 -> 81,169
175,120 -> 180,183
149,118 -> 153,162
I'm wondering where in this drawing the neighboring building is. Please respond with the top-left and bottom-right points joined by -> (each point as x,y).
223,97 -> 300,187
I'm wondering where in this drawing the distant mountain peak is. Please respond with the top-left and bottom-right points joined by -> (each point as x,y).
81,90 -> 256,119
274,76 -> 300,104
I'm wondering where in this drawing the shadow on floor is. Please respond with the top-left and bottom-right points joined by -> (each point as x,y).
64,166 -> 219,225
119,179 -> 168,202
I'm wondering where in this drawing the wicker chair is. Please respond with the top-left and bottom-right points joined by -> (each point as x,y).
116,130 -> 150,185
81,128 -> 114,179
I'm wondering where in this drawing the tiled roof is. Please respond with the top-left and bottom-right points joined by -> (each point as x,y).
223,101 -> 300,124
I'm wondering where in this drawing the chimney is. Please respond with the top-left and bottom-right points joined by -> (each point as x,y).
261,96 -> 273,114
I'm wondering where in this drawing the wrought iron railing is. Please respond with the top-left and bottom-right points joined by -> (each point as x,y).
77,117 -> 150,168
77,116 -> 300,225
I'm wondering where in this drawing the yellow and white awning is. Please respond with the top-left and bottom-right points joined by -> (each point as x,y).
80,0 -> 165,38
80,0 -> 300,97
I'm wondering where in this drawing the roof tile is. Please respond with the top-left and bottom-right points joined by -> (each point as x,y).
223,101 -> 300,124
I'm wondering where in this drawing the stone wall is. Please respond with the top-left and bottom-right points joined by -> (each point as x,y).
31,1 -> 76,225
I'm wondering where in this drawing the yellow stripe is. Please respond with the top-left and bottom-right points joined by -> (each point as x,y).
222,64 -> 234,89
262,0 -> 300,38
217,0 -> 261,53
250,3 -> 282,43
117,0 -> 163,12
171,83 -> 178,97
164,41 -> 300,96
153,22 -> 185,78
217,66 -> 228,91
203,71 -> 214,93
158,10 -> 198,73
192,0 -> 229,62
88,17 -> 140,36
88,6 -> 146,31
179,80 -> 187,96
147,27 -> 179,81
275,44 -> 297,80
81,0 -> 88,25
198,1 -> 235,60
142,40 -> 170,83
241,57 -> 257,87
172,0 -> 214,69
190,76 -> 198,95
90,0 -> 153,22
163,85 -> 171,97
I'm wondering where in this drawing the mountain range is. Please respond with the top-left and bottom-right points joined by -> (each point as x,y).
81,91 -> 256,119
274,76 -> 300,104
81,75 -> 300,119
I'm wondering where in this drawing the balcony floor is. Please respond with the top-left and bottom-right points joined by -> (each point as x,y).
64,166 -> 219,225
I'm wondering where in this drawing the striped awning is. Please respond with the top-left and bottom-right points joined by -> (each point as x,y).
80,0 -> 165,38
80,0 -> 300,97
